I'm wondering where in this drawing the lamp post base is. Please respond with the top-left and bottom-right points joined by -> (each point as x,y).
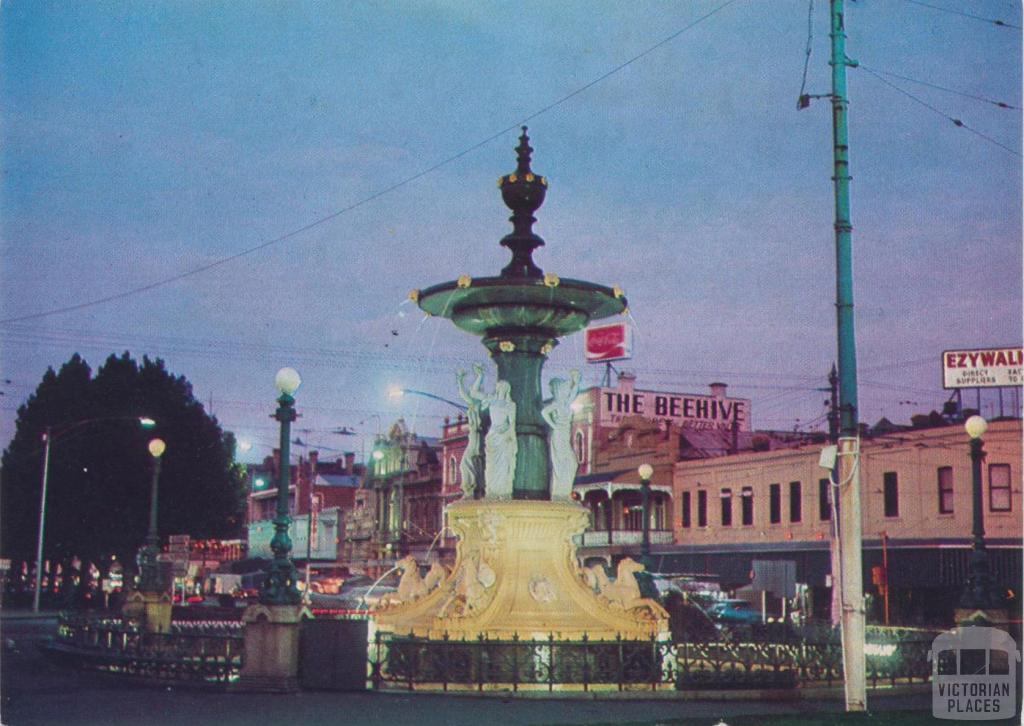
236,603 -> 308,693
121,590 -> 172,634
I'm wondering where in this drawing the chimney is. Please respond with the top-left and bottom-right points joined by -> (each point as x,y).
309,450 -> 319,471
709,382 -> 728,399
345,452 -> 355,472
618,370 -> 637,395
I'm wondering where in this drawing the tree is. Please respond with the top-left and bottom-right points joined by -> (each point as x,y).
0,352 -> 246,572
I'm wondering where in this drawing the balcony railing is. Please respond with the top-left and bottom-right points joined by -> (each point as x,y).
575,530 -> 674,547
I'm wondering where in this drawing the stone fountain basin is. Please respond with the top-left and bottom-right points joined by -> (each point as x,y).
417,277 -> 626,337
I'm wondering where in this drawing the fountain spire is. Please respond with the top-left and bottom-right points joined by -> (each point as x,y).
498,127 -> 548,279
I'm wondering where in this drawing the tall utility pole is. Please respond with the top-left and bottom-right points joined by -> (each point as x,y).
830,0 -> 866,712
827,363 -> 839,444
32,427 -> 53,613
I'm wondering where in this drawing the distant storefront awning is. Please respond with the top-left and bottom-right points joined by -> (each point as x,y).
573,481 -> 672,497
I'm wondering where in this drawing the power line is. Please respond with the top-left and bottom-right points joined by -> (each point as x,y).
0,0 -> 740,327
902,0 -> 1022,30
797,0 -> 816,99
860,63 -> 1019,110
858,66 -> 1021,157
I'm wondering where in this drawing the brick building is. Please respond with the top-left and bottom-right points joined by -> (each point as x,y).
245,450 -> 363,575
666,417 -> 1022,624
343,419 -> 455,576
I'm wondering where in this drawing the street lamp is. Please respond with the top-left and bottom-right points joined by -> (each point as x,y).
388,386 -> 467,411
261,367 -> 302,606
638,463 -> 653,565
32,415 -> 156,613
960,415 -> 1002,614
138,438 -> 166,593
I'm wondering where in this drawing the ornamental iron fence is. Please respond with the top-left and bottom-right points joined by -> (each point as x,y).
49,611 -> 243,685
369,631 -> 675,692
369,624 -> 939,692
46,610 -> 938,693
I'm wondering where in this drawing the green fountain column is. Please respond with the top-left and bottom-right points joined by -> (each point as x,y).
483,333 -> 556,499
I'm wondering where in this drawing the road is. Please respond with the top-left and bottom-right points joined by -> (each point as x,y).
1,616 -> 937,726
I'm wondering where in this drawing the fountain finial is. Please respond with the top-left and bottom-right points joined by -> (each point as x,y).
515,126 -> 533,175
498,127 -> 547,278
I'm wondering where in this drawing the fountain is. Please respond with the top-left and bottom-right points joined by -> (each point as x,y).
372,130 -> 668,686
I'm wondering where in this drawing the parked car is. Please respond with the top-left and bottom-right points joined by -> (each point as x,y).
306,579 -> 398,617
706,599 -> 762,626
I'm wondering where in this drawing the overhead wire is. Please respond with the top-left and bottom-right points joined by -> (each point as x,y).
859,64 -> 1019,110
901,0 -> 1022,30
0,0 -> 741,327
857,65 -> 1021,157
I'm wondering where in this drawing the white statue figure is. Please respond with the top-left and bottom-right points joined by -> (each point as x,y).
379,555 -> 447,607
456,367 -> 485,498
388,486 -> 403,537
464,362 -> 517,499
541,369 -> 580,500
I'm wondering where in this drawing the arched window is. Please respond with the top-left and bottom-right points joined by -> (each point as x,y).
575,430 -> 586,464
448,455 -> 458,487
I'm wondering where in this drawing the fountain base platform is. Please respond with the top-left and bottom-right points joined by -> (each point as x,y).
373,499 -> 669,641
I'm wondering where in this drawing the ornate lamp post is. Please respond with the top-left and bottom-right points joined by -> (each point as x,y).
138,438 -> 167,593
638,463 -> 653,565
261,367 -> 302,606
959,415 -> 1002,613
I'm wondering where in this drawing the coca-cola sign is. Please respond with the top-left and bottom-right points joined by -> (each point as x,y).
584,322 -> 632,362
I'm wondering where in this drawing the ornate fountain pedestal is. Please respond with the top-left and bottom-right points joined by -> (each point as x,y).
374,499 -> 668,640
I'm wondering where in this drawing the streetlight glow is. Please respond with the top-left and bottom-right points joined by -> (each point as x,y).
637,463 -> 654,480
148,438 -> 166,458
965,415 -> 988,440
274,367 -> 302,396
139,417 -> 157,428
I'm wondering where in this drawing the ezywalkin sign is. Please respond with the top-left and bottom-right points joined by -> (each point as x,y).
942,347 -> 1023,389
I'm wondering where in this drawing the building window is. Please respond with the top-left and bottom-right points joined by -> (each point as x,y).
741,486 -> 753,526
697,490 -> 708,527
989,464 -> 1012,512
720,489 -> 732,527
789,481 -> 802,523
938,466 -> 954,514
448,456 -> 457,487
883,471 -> 899,517
575,431 -> 586,464
681,491 -> 691,528
622,503 -> 643,530
592,498 -> 608,531
769,483 -> 781,524
819,478 -> 832,521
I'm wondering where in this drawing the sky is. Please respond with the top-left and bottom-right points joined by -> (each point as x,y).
1,0 -> 1021,464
